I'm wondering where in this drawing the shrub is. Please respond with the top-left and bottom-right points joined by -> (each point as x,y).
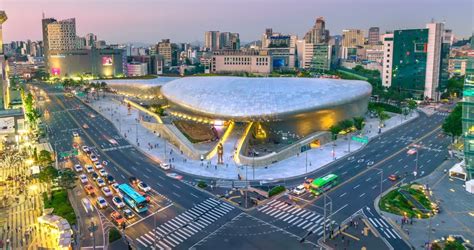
268,186 -> 286,197
368,102 -> 402,114
108,228 -> 122,243
197,181 -> 207,189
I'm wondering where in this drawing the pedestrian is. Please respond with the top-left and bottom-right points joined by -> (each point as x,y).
215,165 -> 217,170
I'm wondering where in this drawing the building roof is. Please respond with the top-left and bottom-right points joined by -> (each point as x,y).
102,77 -> 178,89
161,76 -> 372,120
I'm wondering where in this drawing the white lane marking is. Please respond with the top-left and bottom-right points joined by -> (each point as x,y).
359,193 -> 366,198
353,184 -> 360,189
339,192 -> 347,198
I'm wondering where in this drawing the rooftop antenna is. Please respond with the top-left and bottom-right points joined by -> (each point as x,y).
42,11 -> 45,19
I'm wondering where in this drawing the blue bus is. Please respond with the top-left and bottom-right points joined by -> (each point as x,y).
118,184 -> 148,213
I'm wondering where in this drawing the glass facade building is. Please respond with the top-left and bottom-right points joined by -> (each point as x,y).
462,58 -> 474,180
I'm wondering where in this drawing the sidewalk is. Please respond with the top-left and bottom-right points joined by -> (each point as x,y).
85,94 -> 418,181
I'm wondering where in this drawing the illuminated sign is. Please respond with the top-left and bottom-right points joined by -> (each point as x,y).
102,56 -> 113,66
51,68 -> 60,76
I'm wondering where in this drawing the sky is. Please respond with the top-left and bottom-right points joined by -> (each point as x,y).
1,0 -> 473,44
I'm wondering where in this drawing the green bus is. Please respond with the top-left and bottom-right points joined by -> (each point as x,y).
310,174 -> 339,196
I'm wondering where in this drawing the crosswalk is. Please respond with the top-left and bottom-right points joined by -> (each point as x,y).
367,216 -> 401,240
135,198 -> 235,249
257,200 -> 334,236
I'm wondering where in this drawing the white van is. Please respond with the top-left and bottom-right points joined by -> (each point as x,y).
81,198 -> 94,214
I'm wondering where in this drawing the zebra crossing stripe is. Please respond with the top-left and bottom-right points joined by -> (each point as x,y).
295,210 -> 306,216
162,238 -> 176,247
144,234 -> 155,242
286,207 -> 299,213
221,202 -> 235,210
140,236 -> 153,245
297,220 -> 309,227
162,223 -> 176,231
188,210 -> 201,217
368,218 -> 380,227
173,231 -> 187,241
188,223 -> 201,231
274,203 -> 287,209
260,206 -> 274,213
174,216 -> 188,225
275,212 -> 289,219
314,217 -> 324,224
181,227 -> 194,236
258,205 -> 268,211
279,213 -> 291,220
385,228 -> 396,238
268,209 -> 280,217
156,226 -> 168,235
272,210 -> 285,218
376,218 -> 389,227
199,203 -> 214,210
292,218 -> 304,226
166,221 -> 180,229
194,206 -> 207,213
267,199 -> 278,205
136,237 -> 148,247
153,229 -> 163,237
283,214 -> 295,222
390,228 -> 401,239
302,222 -> 314,230
168,234 -> 182,244
158,241 -> 170,250
181,213 -> 194,221
380,228 -> 391,239
287,216 -> 299,224
311,214 -> 321,222
291,207 -> 302,214
307,224 -> 319,232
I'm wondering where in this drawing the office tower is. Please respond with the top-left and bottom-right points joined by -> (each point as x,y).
0,10 -> 8,109
157,39 -> 172,67
462,58 -> 474,180
85,33 -> 97,49
368,27 -> 380,45
204,31 -> 220,51
219,32 -> 240,50
342,29 -> 364,47
382,22 -> 449,100
45,18 -> 77,51
304,17 -> 329,44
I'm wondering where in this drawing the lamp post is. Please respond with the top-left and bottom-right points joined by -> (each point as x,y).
305,150 -> 308,174
322,193 -> 333,242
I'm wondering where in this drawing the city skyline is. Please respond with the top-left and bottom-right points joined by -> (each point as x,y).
1,0 -> 473,44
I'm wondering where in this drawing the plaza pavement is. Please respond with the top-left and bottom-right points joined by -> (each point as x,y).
85,94 -> 418,181
380,159 -> 474,249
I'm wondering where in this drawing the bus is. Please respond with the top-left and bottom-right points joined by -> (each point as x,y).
309,174 -> 339,196
118,184 -> 148,213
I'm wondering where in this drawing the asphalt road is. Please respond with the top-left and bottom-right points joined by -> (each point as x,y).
38,83 -> 452,250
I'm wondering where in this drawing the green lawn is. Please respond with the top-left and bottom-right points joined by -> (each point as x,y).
379,186 -> 431,219
43,190 -> 77,225
108,228 -> 122,243
407,187 -> 432,210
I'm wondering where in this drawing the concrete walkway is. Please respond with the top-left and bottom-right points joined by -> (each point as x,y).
85,95 -> 418,181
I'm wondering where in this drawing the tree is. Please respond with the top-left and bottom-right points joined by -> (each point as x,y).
407,100 -> 417,114
375,107 -> 390,126
39,165 -> 59,193
38,150 -> 53,166
338,119 -> 354,131
353,117 -> 365,132
446,76 -> 464,98
57,169 -> 77,190
329,124 -> 342,140
442,104 -> 462,142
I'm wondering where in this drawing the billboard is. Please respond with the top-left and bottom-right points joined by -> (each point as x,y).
0,117 -> 15,134
51,67 -> 60,76
102,56 -> 113,66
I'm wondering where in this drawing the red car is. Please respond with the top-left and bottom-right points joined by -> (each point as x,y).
388,174 -> 399,181
137,190 -> 151,203
84,184 -> 95,196
110,211 -> 126,226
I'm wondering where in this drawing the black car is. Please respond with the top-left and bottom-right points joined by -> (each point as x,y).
106,175 -> 115,184
129,176 -> 138,185
91,172 -> 99,180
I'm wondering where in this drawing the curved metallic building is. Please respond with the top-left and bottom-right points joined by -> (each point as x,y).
161,77 -> 371,135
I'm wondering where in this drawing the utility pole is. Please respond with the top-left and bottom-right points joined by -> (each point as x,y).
305,150 -> 308,174
88,220 -> 97,250
322,193 -> 333,242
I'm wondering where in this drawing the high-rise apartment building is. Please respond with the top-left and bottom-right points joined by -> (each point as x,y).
304,17 -> 329,44
342,29 -> 365,47
156,39 -> 172,67
0,10 -> 8,109
462,58 -> 474,180
368,27 -> 380,45
85,33 -> 97,49
382,22 -> 449,100
45,18 -> 77,51
204,31 -> 220,51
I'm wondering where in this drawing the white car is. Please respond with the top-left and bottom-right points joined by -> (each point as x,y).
82,146 -> 90,154
85,165 -> 94,173
112,196 -> 125,208
96,196 -> 108,209
90,154 -> 98,162
74,164 -> 83,172
137,181 -> 151,192
159,163 -> 170,170
73,131 -> 79,137
93,161 -> 103,169
292,185 -> 306,195
96,177 -> 106,187
111,183 -> 120,193
101,187 -> 113,197
98,169 -> 108,177
81,198 -> 94,214
79,174 -> 88,184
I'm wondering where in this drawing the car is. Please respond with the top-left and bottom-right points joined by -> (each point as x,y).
159,163 -> 170,170
82,145 -> 91,154
129,176 -> 138,186
73,131 -> 79,137
123,209 -> 135,219
84,184 -> 95,196
96,177 -> 106,187
137,181 -> 151,192
111,183 -> 120,193
110,211 -> 126,225
138,190 -> 151,203
91,172 -> 99,180
98,169 -> 108,177
102,187 -> 113,197
303,178 -> 314,189
112,196 -> 125,208
85,165 -> 94,173
90,154 -> 98,162
407,148 -> 417,155
388,174 -> 399,181
79,174 -> 88,184
96,196 -> 108,209
74,164 -> 83,172
93,161 -> 103,169
81,198 -> 94,214
106,175 -> 115,184
166,173 -> 183,180
83,124 -> 89,129
292,185 -> 306,195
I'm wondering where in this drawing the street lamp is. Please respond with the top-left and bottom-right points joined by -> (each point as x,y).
322,193 -> 333,242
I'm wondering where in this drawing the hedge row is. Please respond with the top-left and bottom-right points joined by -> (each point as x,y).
268,186 -> 286,197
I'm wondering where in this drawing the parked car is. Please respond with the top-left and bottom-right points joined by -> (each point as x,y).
74,164 -> 83,172
85,165 -> 94,173
96,177 -> 106,187
96,196 -> 108,209
137,181 -> 151,192
110,211 -> 126,225
102,187 -> 113,197
159,163 -> 170,170
84,184 -> 95,196
79,174 -> 88,184
81,198 -> 94,214
123,209 -> 135,219
112,196 -> 125,208
93,161 -> 103,169
98,169 -> 108,177
292,185 -> 306,195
